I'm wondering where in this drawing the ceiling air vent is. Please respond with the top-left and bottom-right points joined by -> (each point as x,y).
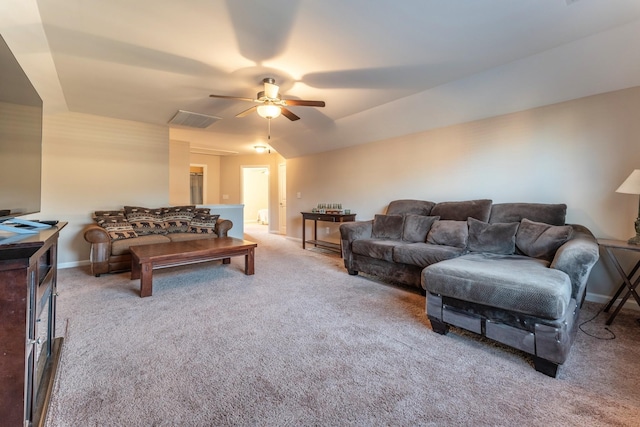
169,110 -> 222,128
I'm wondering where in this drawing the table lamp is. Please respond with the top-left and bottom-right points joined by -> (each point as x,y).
616,169 -> 640,245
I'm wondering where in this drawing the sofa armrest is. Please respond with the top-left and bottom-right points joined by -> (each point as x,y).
340,220 -> 373,242
84,223 -> 110,243
339,220 -> 373,268
215,218 -> 233,238
550,224 -> 600,306
83,223 -> 113,276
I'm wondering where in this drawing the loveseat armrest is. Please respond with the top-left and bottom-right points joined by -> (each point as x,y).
215,218 -> 233,238
339,220 -> 373,270
550,224 -> 599,306
84,223 -> 111,243
83,223 -> 112,276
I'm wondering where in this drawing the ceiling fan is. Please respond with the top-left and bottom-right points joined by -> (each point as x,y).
209,77 -> 325,122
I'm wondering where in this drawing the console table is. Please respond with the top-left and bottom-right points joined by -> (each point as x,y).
301,212 -> 356,253
598,238 -> 640,325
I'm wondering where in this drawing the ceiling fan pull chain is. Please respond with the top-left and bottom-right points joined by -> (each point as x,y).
268,118 -> 271,140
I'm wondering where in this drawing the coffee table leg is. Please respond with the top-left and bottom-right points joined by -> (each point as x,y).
131,257 -> 141,280
245,247 -> 255,275
140,261 -> 153,298
222,258 -> 231,264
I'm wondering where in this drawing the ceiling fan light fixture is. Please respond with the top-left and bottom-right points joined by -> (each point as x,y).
264,82 -> 279,99
254,145 -> 267,153
257,104 -> 282,119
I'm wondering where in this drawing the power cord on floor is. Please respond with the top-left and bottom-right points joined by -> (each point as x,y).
578,304 -> 616,340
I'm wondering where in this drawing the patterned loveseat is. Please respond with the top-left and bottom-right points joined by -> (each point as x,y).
339,199 -> 599,377
83,205 -> 232,276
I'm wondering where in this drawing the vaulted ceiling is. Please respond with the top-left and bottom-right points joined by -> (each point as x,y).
2,0 -> 640,158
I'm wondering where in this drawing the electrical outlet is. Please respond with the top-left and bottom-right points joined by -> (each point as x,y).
325,227 -> 330,234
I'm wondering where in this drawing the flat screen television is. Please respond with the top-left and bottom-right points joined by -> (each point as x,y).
0,34 -> 43,228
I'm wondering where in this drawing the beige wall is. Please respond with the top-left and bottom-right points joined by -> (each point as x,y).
169,140 -> 190,204
35,111 -> 169,265
220,152 -> 285,232
286,86 -> 640,301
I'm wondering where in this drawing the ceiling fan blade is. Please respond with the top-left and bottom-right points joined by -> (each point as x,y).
236,106 -> 258,118
280,107 -> 300,121
282,99 -> 326,107
210,94 -> 255,102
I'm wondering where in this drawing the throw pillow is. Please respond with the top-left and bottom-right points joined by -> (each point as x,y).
162,205 -> 196,233
430,199 -> 493,222
93,210 -> 125,217
426,220 -> 468,248
188,213 -> 220,234
402,215 -> 440,242
467,217 -> 519,255
124,206 -> 167,235
516,218 -> 573,261
371,214 -> 404,239
94,215 -> 138,240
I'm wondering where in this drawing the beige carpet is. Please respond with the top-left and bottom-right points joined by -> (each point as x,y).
45,224 -> 640,426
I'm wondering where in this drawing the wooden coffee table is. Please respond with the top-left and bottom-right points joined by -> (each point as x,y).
130,237 -> 257,297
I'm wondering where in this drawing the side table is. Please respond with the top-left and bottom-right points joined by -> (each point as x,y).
301,212 -> 356,253
598,239 -> 640,325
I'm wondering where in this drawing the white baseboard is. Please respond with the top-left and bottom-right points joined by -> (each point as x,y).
585,291 -> 640,312
59,260 -> 90,269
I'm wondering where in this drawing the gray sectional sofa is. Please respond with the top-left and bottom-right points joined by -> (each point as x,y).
339,199 -> 599,377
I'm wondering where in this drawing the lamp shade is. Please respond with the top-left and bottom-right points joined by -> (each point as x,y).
616,169 -> 640,195
257,104 -> 281,119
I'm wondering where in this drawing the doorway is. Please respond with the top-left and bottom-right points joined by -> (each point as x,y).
241,166 -> 269,228
278,162 -> 286,234
190,164 -> 207,205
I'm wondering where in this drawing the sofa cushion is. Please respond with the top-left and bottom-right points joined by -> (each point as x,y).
352,239 -> 403,262
124,206 -> 167,235
489,203 -> 567,226
372,214 -> 405,239
430,199 -> 492,222
111,234 -> 171,256
188,213 -> 220,234
516,219 -> 573,261
467,217 -> 519,255
423,253 -> 572,320
426,220 -> 468,248
162,205 -> 196,233
402,215 -> 440,242
386,199 -> 435,216
94,215 -> 138,240
392,242 -> 464,267
168,232 -> 218,242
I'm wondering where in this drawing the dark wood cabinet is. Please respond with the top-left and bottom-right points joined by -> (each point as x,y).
0,223 -> 66,427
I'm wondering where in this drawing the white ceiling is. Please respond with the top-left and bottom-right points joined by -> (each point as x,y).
2,0 -> 640,158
